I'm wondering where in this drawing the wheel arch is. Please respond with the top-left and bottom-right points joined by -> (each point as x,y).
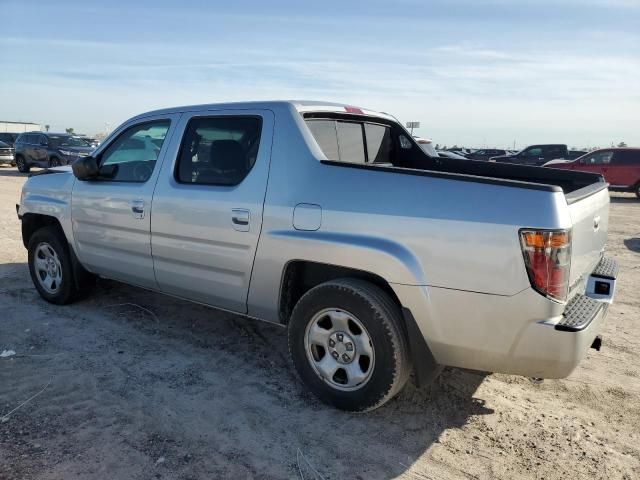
278,260 -> 401,326
21,213 -> 64,249
279,260 -> 442,388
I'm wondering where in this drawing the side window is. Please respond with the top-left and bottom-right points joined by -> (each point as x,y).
546,146 -> 564,157
524,147 -> 542,157
612,150 -> 639,165
584,151 -> 613,165
176,116 -> 262,186
99,120 -> 170,183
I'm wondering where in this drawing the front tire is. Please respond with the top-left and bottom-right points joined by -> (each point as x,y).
288,278 -> 411,412
28,227 -> 89,304
15,155 -> 30,173
635,183 -> 640,199
49,157 -> 61,167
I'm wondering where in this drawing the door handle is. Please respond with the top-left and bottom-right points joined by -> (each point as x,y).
231,209 -> 250,232
130,199 -> 145,219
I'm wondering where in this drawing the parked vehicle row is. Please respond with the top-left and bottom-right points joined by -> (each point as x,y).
18,101 -> 616,411
545,148 -> 640,198
490,144 -> 586,166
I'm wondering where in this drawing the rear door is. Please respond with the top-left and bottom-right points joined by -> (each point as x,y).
71,114 -> 180,289
150,109 -> 274,313
609,150 -> 639,187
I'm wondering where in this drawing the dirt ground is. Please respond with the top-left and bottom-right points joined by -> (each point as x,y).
0,167 -> 639,480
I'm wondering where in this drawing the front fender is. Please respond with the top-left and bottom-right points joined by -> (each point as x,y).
19,171 -> 75,246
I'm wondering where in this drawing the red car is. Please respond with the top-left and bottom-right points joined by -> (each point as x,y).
545,148 -> 640,198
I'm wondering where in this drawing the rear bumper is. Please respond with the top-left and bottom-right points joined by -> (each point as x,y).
0,154 -> 15,164
392,256 -> 618,379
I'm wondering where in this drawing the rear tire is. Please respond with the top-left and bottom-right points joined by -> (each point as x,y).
28,226 -> 94,304
635,183 -> 640,199
49,157 -> 61,167
16,155 -> 30,173
288,278 -> 411,412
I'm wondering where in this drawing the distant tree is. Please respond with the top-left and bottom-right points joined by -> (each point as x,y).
44,124 -> 50,132
65,128 -> 74,134
617,141 -> 627,147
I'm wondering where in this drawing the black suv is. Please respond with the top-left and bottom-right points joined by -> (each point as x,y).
14,132 -> 94,173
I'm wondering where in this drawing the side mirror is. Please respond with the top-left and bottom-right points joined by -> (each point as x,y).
72,155 -> 99,180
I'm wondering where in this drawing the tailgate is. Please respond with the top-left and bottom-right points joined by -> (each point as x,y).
567,186 -> 610,290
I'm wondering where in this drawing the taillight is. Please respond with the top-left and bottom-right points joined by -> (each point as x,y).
519,229 -> 571,302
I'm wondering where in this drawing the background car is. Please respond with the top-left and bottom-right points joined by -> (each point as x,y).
544,148 -> 640,198
14,132 -> 94,173
464,148 -> 507,161
0,140 -> 15,166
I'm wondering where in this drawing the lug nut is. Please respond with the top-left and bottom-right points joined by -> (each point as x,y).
342,353 -> 350,362
328,339 -> 336,348
332,351 -> 339,359
346,343 -> 353,351
337,333 -> 343,342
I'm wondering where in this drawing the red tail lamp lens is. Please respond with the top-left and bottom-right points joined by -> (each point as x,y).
520,229 -> 571,301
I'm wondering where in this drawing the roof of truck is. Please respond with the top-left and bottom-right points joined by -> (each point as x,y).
132,100 -> 393,121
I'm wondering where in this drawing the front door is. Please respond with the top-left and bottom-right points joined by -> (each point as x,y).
71,115 -> 180,289
150,110 -> 274,313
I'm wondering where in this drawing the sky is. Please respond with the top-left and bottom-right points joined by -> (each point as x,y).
1,0 -> 639,149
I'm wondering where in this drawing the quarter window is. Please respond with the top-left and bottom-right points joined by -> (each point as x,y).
98,120 -> 170,182
613,150 -> 639,165
176,116 -> 262,186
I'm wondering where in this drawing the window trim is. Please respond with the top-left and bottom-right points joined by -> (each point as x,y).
93,119 -> 172,184
173,114 -> 263,187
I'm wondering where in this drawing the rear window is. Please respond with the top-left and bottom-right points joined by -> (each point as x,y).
306,119 -> 392,164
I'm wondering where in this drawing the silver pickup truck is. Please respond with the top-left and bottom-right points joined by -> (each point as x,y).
17,101 -> 618,411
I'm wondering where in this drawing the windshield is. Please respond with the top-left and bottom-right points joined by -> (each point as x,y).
49,135 -> 89,147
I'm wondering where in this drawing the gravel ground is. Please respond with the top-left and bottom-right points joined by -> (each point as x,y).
0,166 -> 639,480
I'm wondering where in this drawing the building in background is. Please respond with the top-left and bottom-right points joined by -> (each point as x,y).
0,121 -> 41,133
